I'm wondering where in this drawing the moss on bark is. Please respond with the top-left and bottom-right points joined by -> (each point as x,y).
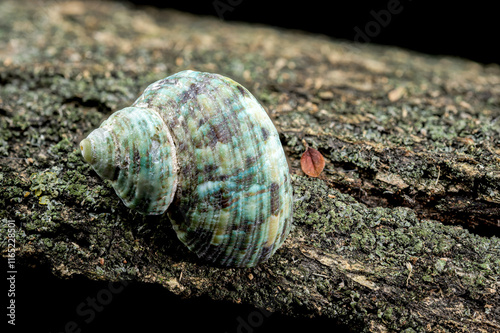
1,1 -> 499,332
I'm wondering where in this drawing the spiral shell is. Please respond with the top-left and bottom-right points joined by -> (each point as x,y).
80,70 -> 293,267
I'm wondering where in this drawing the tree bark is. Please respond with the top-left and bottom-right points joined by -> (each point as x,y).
1,1 -> 499,332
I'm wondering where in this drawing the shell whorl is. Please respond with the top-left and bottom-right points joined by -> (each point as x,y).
80,107 -> 178,215
81,70 -> 293,267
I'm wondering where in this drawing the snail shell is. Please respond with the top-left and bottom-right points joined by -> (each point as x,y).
80,70 -> 293,267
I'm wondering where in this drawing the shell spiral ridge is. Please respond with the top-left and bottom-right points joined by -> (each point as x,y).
81,70 -> 293,267
81,106 -> 178,215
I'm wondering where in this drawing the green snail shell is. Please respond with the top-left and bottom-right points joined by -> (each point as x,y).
80,70 -> 293,267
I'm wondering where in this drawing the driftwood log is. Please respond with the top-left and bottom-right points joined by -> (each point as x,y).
1,1 -> 499,332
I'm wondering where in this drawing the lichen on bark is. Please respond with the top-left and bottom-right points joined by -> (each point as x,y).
1,1 -> 499,332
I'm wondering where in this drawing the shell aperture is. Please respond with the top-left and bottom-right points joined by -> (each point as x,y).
80,70 -> 293,267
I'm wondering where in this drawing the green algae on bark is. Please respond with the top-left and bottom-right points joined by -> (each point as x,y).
0,1 -> 499,332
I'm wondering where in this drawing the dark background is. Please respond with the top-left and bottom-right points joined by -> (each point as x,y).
130,0 -> 499,66
6,1 -> 497,333
8,259 -> 344,333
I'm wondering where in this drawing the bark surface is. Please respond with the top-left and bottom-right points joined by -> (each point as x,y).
1,1 -> 499,332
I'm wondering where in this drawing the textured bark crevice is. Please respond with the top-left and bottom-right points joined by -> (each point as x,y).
1,1 -> 499,332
